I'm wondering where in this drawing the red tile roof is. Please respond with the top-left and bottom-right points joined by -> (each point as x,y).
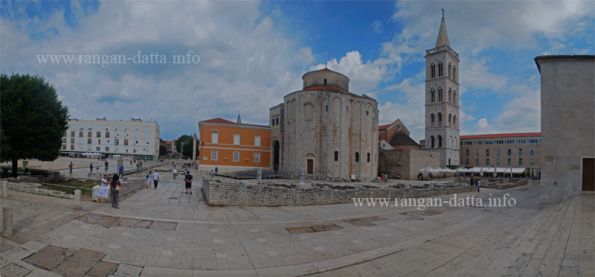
200,118 -> 235,124
378,124 -> 390,130
460,132 -> 541,140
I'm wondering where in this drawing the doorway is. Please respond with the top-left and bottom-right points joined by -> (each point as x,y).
273,140 -> 280,172
306,159 -> 314,175
582,158 -> 595,191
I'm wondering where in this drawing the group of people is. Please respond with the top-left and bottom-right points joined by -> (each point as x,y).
146,169 -> 194,194
469,176 -> 482,193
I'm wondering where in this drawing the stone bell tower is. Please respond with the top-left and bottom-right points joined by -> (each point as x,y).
424,10 -> 460,167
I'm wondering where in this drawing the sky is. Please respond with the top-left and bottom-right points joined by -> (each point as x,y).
1,0 -> 593,140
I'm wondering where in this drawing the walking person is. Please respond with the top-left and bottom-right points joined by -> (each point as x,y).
476,179 -> 481,193
184,170 -> 193,194
104,160 -> 109,172
173,167 -> 178,180
89,162 -> 93,173
110,174 -> 121,208
147,171 -> 154,189
153,171 -> 160,189
69,161 -> 73,174
118,164 -> 124,178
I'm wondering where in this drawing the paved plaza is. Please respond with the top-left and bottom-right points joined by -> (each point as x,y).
1,170 -> 594,276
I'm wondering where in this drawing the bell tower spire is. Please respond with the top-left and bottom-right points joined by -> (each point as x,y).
435,9 -> 450,48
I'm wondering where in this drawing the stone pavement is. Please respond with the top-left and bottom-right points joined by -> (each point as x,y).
1,171 -> 593,276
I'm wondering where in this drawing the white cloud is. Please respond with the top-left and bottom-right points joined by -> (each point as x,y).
379,78 -> 425,140
477,118 -> 489,129
0,1 -> 312,138
312,51 -> 389,95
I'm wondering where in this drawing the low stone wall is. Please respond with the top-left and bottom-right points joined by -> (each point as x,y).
202,178 -> 470,206
119,179 -> 145,198
5,182 -> 73,199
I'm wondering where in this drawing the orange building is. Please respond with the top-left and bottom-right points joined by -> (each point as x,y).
199,117 -> 271,170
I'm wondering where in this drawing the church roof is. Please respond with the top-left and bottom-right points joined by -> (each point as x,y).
435,13 -> 450,48
389,132 -> 419,147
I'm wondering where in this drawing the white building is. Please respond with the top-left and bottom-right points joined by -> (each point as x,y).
60,118 -> 160,160
424,12 -> 461,167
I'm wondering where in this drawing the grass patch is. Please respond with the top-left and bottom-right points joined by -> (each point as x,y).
40,179 -> 98,195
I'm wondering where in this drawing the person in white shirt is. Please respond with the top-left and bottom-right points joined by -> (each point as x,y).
153,171 -> 160,189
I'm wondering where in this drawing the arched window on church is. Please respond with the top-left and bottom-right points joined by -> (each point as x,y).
431,89 -> 435,102
448,88 -> 452,103
438,113 -> 442,124
355,152 -> 360,163
453,66 -> 457,81
453,115 -> 457,128
438,62 -> 443,77
448,114 -> 452,126
448,63 -> 452,78
431,136 -> 435,148
438,135 -> 442,148
430,63 -> 436,78
431,113 -> 435,126
453,90 -> 457,104
438,88 -> 443,102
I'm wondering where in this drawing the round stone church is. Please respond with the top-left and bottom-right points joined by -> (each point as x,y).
269,68 -> 379,180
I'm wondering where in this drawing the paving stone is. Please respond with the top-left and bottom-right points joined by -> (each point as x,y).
52,248 -> 105,277
112,263 -> 143,276
133,220 -> 152,229
86,260 -> 119,277
0,263 -> 31,277
148,221 -> 177,231
118,218 -> 141,228
23,245 -> 70,270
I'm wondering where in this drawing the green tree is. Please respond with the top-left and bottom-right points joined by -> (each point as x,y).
159,139 -> 168,157
0,74 -> 69,177
175,135 -> 198,159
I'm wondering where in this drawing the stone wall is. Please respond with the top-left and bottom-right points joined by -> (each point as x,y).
379,148 -> 440,180
202,178 -> 469,206
3,178 -> 144,200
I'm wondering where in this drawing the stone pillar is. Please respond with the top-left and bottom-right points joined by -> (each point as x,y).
1,181 -> 7,198
73,189 -> 81,210
256,168 -> 262,182
2,207 -> 13,237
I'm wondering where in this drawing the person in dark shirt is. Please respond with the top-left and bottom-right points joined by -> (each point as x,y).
110,174 -> 121,208
184,171 -> 193,195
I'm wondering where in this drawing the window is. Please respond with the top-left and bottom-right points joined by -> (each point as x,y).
519,148 -> 523,156
438,135 -> 442,148
355,152 -> 360,162
271,118 -> 275,126
334,151 -> 339,161
508,158 -> 512,166
105,147 -> 109,152
87,138 -> 92,144
211,150 -> 218,161
430,63 -> 436,78
254,152 -> 261,163
70,131 -> 75,137
448,88 -> 452,103
254,136 -> 261,146
438,88 -> 443,101
233,134 -> 240,145
438,113 -> 442,124
519,158 -> 523,166
114,139 -> 119,145
96,146 -> 100,151
453,115 -> 457,128
438,62 -> 443,77
367,153 -> 371,163
124,139 -> 128,146
431,114 -> 435,125
448,63 -> 452,78
508,149 -> 512,156
233,151 -> 240,162
70,145 -> 74,150
88,131 -> 92,137
453,91 -> 457,104
96,131 -> 101,138
211,132 -> 219,144
448,114 -> 452,126
70,138 -> 74,144
105,131 -> 110,138
486,158 -> 490,166
431,89 -> 435,102
486,149 -> 490,156
431,136 -> 435,148
62,144 -> 66,150
98,139 -> 101,144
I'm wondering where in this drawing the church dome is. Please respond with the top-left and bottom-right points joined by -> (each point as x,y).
302,68 -> 350,91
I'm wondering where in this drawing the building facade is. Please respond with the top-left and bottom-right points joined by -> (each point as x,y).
271,68 -> 379,180
379,119 -> 440,180
460,133 -> 542,177
60,118 -> 160,160
198,118 -> 271,171
535,55 -> 595,204
424,13 -> 461,167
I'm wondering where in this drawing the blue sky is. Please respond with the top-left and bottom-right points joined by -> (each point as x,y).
1,0 -> 593,140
